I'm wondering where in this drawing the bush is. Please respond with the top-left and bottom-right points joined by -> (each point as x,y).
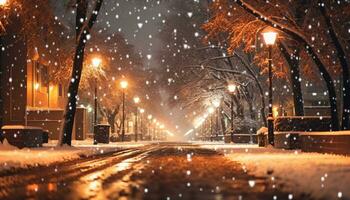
274,116 -> 332,132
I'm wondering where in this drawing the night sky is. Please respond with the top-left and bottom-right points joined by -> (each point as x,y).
54,0 -> 191,137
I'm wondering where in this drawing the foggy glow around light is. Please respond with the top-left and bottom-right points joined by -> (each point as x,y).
0,0 -> 8,6
228,84 -> 237,93
273,106 -> 279,118
133,96 -> 140,104
120,80 -> 128,89
34,83 -> 40,90
139,108 -> 145,113
91,57 -> 102,69
208,107 -> 215,114
193,116 -> 206,129
213,99 -> 221,108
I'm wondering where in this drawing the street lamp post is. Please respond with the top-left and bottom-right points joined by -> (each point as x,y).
262,29 -> 278,146
139,108 -> 145,140
91,57 -> 102,127
120,80 -> 128,142
133,96 -> 140,142
228,84 -> 237,143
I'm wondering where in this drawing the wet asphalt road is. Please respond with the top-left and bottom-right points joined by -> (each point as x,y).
0,142 -> 309,200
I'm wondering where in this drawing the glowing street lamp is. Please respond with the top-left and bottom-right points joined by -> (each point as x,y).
120,80 -> 128,142
228,84 -> 237,93
133,96 -> 140,142
228,83 -> 237,142
262,28 -> 278,146
262,31 -> 278,46
0,0 -> 8,6
212,99 -> 221,108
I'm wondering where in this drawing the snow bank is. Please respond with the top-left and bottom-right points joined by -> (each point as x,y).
201,143 -> 350,200
0,139 -> 147,172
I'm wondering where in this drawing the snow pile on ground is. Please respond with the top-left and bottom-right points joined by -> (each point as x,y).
201,143 -> 350,200
0,140 -> 148,172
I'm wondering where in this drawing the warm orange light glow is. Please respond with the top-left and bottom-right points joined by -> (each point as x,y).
34,83 -> 40,90
0,0 -> 8,6
91,57 -> 102,69
120,80 -> 128,89
213,99 -> 220,108
133,96 -> 140,104
208,107 -> 215,114
140,108 -> 145,113
148,114 -> 153,120
262,30 -> 278,45
228,84 -> 236,93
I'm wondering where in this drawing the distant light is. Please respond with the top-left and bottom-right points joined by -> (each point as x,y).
147,115 -> 153,120
139,108 -> 145,113
208,107 -> 215,114
213,99 -> 221,108
133,96 -> 140,104
228,84 -> 237,93
34,83 -> 40,90
120,80 -> 128,89
91,57 -> 102,69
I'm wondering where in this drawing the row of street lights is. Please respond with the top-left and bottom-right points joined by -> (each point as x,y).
89,57 -> 167,142
192,29 -> 278,145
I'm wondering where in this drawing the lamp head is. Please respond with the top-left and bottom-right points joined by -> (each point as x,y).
91,57 -> 102,69
228,84 -> 237,93
120,80 -> 128,89
0,0 -> 8,6
262,29 -> 278,46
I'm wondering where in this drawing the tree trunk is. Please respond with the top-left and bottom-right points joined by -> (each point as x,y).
319,2 -> 350,130
107,113 -> 116,133
232,53 -> 267,126
234,0 -> 340,130
59,0 -> 103,146
0,36 -> 3,131
279,43 -> 304,116
220,108 -> 226,135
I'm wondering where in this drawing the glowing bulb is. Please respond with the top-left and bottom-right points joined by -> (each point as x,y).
262,31 -> 278,45
91,57 -> 102,69
120,80 -> 128,89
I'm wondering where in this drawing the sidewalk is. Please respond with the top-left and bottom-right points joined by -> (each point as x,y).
201,142 -> 350,200
0,139 -> 149,173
